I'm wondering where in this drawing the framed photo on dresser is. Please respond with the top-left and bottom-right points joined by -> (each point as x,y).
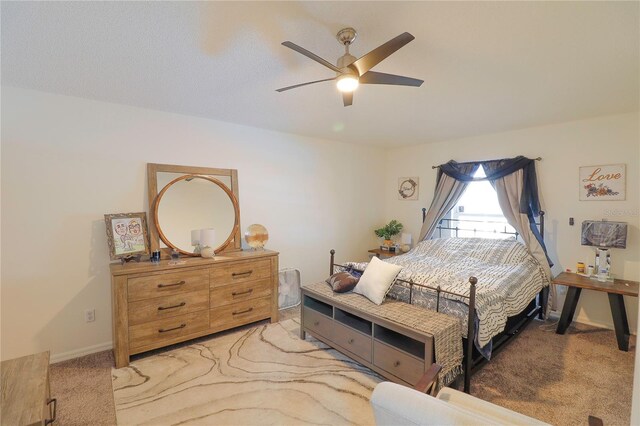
104,212 -> 150,260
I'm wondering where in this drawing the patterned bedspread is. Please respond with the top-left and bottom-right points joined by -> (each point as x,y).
345,238 -> 550,348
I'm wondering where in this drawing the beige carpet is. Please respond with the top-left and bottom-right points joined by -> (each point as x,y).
470,321 -> 635,426
49,350 -> 117,425
112,319 -> 382,425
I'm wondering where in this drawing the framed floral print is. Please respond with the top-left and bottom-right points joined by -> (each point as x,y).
104,212 -> 150,260
579,164 -> 625,201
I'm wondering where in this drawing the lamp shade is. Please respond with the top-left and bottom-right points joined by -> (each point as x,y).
191,229 -> 200,246
199,229 -> 216,248
581,221 -> 627,249
401,233 -> 412,245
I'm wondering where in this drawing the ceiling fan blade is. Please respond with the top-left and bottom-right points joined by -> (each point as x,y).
342,91 -> 353,107
276,77 -> 336,92
282,41 -> 342,73
360,71 -> 423,87
349,32 -> 415,76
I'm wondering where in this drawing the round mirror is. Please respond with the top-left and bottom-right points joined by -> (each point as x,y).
154,175 -> 239,255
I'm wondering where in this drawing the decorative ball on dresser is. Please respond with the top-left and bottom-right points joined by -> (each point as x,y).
245,224 -> 269,250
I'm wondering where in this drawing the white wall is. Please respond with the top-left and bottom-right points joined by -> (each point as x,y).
384,112 -> 640,332
0,86 -> 385,361
2,86 -> 638,362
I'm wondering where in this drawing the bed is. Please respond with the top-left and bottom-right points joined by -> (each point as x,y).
332,212 -> 551,392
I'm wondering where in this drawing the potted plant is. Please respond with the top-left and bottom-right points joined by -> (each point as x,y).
374,220 -> 404,247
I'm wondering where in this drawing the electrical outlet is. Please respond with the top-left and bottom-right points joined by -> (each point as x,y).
85,309 -> 96,323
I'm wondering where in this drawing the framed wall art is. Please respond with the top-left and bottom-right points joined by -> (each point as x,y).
398,177 -> 419,200
579,164 -> 625,201
104,212 -> 150,260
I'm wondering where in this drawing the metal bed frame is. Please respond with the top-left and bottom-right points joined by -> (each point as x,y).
329,209 -> 548,393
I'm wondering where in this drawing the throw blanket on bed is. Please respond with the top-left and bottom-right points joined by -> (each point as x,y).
346,238 -> 550,348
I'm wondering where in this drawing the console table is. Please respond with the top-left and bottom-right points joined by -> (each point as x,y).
554,272 -> 639,351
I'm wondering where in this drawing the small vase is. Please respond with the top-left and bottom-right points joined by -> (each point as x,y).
383,239 -> 393,247
200,246 -> 215,258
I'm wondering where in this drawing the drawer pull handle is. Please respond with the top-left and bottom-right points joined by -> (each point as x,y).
157,280 -> 186,288
348,338 -> 355,344
232,270 -> 253,278
158,302 -> 186,311
232,289 -> 253,297
158,324 -> 186,333
232,307 -> 253,315
45,398 -> 57,425
393,361 -> 401,367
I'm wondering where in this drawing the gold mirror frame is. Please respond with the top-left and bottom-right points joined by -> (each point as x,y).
147,163 -> 242,256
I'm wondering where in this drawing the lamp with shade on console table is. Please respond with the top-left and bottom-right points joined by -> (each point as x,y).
581,220 -> 628,281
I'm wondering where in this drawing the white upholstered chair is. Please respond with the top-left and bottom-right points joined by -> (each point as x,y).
370,364 -> 550,426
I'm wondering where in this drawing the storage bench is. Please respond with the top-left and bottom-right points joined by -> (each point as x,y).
300,282 -> 463,389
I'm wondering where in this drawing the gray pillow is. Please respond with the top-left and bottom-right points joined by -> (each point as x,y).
326,272 -> 359,293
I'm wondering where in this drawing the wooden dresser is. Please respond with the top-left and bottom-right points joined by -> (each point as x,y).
110,250 -> 279,368
1,351 -> 56,425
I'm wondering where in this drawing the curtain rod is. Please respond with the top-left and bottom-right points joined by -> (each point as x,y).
431,157 -> 542,170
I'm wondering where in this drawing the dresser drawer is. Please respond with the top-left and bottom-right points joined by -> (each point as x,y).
128,269 -> 208,302
333,322 -> 372,362
129,311 -> 209,351
302,307 -> 334,341
210,278 -> 272,308
373,340 -> 424,385
209,296 -> 272,332
210,259 -> 271,287
128,289 -> 209,326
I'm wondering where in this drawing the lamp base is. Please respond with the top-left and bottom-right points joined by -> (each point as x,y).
200,246 -> 215,258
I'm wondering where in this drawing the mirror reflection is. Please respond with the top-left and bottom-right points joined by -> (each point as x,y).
156,175 -> 236,253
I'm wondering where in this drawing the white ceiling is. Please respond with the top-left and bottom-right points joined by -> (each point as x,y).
2,1 -> 638,147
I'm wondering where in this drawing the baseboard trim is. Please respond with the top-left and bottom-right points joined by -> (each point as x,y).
50,341 -> 113,364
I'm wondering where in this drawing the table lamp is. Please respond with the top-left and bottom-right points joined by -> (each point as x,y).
400,233 -> 412,253
199,228 -> 216,258
191,229 -> 201,254
581,220 -> 627,281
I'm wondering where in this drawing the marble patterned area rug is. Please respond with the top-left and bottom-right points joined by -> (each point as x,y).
112,319 -> 383,425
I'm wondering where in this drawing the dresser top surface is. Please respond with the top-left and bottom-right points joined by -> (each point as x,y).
110,249 -> 278,276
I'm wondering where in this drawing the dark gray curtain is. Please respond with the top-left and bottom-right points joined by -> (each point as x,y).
418,163 -> 479,241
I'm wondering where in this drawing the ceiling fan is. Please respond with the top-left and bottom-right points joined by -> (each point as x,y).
277,28 -> 423,107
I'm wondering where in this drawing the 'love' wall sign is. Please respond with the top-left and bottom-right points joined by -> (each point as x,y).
579,164 -> 626,201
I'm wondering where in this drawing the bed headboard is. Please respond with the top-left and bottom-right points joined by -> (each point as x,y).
421,207 -> 545,241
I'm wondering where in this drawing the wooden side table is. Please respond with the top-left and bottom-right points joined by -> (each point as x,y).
368,248 -> 403,259
1,351 -> 56,425
554,272 -> 639,351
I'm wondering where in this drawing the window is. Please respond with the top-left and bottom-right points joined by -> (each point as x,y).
443,166 -> 517,239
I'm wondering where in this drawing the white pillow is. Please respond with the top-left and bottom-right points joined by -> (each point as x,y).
353,256 -> 402,305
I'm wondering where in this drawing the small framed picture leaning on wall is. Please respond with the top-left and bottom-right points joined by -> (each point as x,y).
104,212 -> 150,260
579,164 -> 626,201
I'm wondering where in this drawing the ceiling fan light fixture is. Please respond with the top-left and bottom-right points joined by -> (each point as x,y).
336,74 -> 359,92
